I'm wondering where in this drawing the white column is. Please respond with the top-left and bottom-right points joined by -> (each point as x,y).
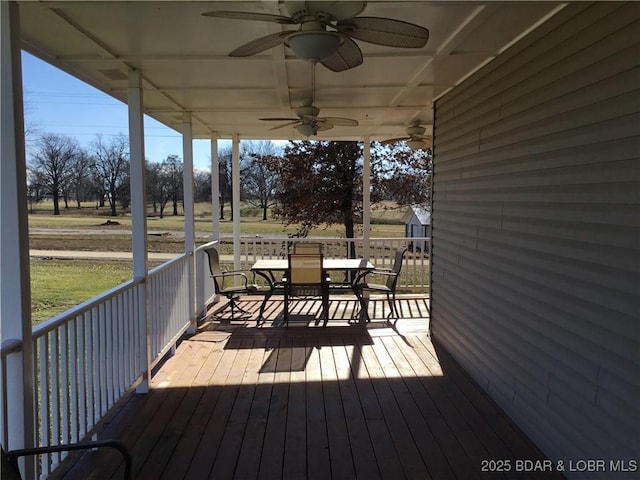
232,134 -> 241,273
210,133 -> 220,242
182,113 -> 196,330
127,69 -> 150,394
183,113 -> 195,255
362,136 -> 371,259
128,70 -> 148,279
0,0 -> 35,465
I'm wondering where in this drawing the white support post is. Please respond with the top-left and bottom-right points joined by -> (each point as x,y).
232,134 -> 241,274
210,133 -> 220,242
0,3 -> 35,475
127,69 -> 150,394
182,113 -> 196,330
363,136 -> 371,259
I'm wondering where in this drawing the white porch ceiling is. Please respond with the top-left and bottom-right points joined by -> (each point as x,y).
17,1 -> 564,142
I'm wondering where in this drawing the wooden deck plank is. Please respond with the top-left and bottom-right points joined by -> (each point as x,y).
304,336 -> 332,480
387,334 -> 471,478
349,335 -> 408,479
134,341 -> 214,479
282,335 -> 308,480
380,335 -> 458,479
183,336 -> 246,479
159,336 -> 229,479
331,337 -> 382,480
257,336 -> 291,479
357,338 -> 431,479
406,332 -> 495,479
365,336 -> 434,480
58,295 -> 563,480
318,335 -> 356,480
208,337 -> 261,480
232,337 -> 271,480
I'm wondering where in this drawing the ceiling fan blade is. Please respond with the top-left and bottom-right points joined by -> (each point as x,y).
259,117 -> 300,122
202,11 -> 297,25
320,116 -> 358,126
320,36 -> 363,72
269,120 -> 300,131
229,31 -> 293,57
379,136 -> 410,145
315,121 -> 334,131
336,17 -> 429,48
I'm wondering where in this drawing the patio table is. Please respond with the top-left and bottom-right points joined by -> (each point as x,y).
251,258 -> 374,324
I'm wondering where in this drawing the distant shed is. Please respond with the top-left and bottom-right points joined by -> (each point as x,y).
403,205 -> 431,252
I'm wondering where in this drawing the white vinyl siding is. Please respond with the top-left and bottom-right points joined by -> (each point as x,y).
430,2 -> 639,473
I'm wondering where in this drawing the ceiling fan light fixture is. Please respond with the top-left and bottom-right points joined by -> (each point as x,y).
286,31 -> 342,61
296,123 -> 317,137
406,139 -> 424,151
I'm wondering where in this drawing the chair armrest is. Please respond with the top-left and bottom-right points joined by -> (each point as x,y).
354,269 -> 397,285
212,271 -> 250,288
6,439 -> 132,480
372,269 -> 398,277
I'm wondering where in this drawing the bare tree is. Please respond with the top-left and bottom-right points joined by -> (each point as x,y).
67,148 -> 93,208
26,167 -> 46,213
162,155 -> 183,216
29,133 -> 78,215
193,169 -> 212,203
243,140 -> 281,221
91,134 -> 130,216
218,146 -> 232,219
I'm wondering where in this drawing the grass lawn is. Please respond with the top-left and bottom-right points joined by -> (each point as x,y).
30,259 -> 133,324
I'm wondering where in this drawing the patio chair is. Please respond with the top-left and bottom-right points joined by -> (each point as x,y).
205,246 -> 260,322
292,241 -> 323,254
2,439 -> 132,479
285,253 -> 329,326
284,242 -> 330,285
354,248 -> 407,323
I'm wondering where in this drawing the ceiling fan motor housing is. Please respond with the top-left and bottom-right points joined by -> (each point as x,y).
285,1 -> 366,22
296,105 -> 321,118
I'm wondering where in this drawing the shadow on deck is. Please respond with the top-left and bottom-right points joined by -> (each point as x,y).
52,295 -> 564,479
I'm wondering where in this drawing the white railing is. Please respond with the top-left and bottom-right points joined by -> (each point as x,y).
148,254 -> 192,368
30,279 -> 146,477
235,236 -> 430,291
0,236 -> 427,477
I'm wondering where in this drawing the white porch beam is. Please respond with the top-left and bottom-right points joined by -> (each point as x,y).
127,69 -> 150,394
210,133 -> 220,241
362,137 -> 371,259
182,113 -> 197,330
0,0 -> 35,467
183,113 -> 195,254
128,70 -> 148,280
232,134 -> 241,273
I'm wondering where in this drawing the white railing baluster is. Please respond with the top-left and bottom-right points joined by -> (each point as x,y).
39,335 -> 50,476
69,320 -> 78,444
50,330 -> 60,466
117,295 -> 125,396
60,324 -> 70,447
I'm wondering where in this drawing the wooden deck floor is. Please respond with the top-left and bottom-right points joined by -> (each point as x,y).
55,296 -> 563,480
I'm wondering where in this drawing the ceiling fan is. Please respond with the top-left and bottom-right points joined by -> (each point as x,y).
260,61 -> 358,136
202,1 -> 429,72
260,103 -> 358,137
381,121 -> 432,150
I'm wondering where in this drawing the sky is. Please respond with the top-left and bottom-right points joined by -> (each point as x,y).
21,51 -> 224,171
